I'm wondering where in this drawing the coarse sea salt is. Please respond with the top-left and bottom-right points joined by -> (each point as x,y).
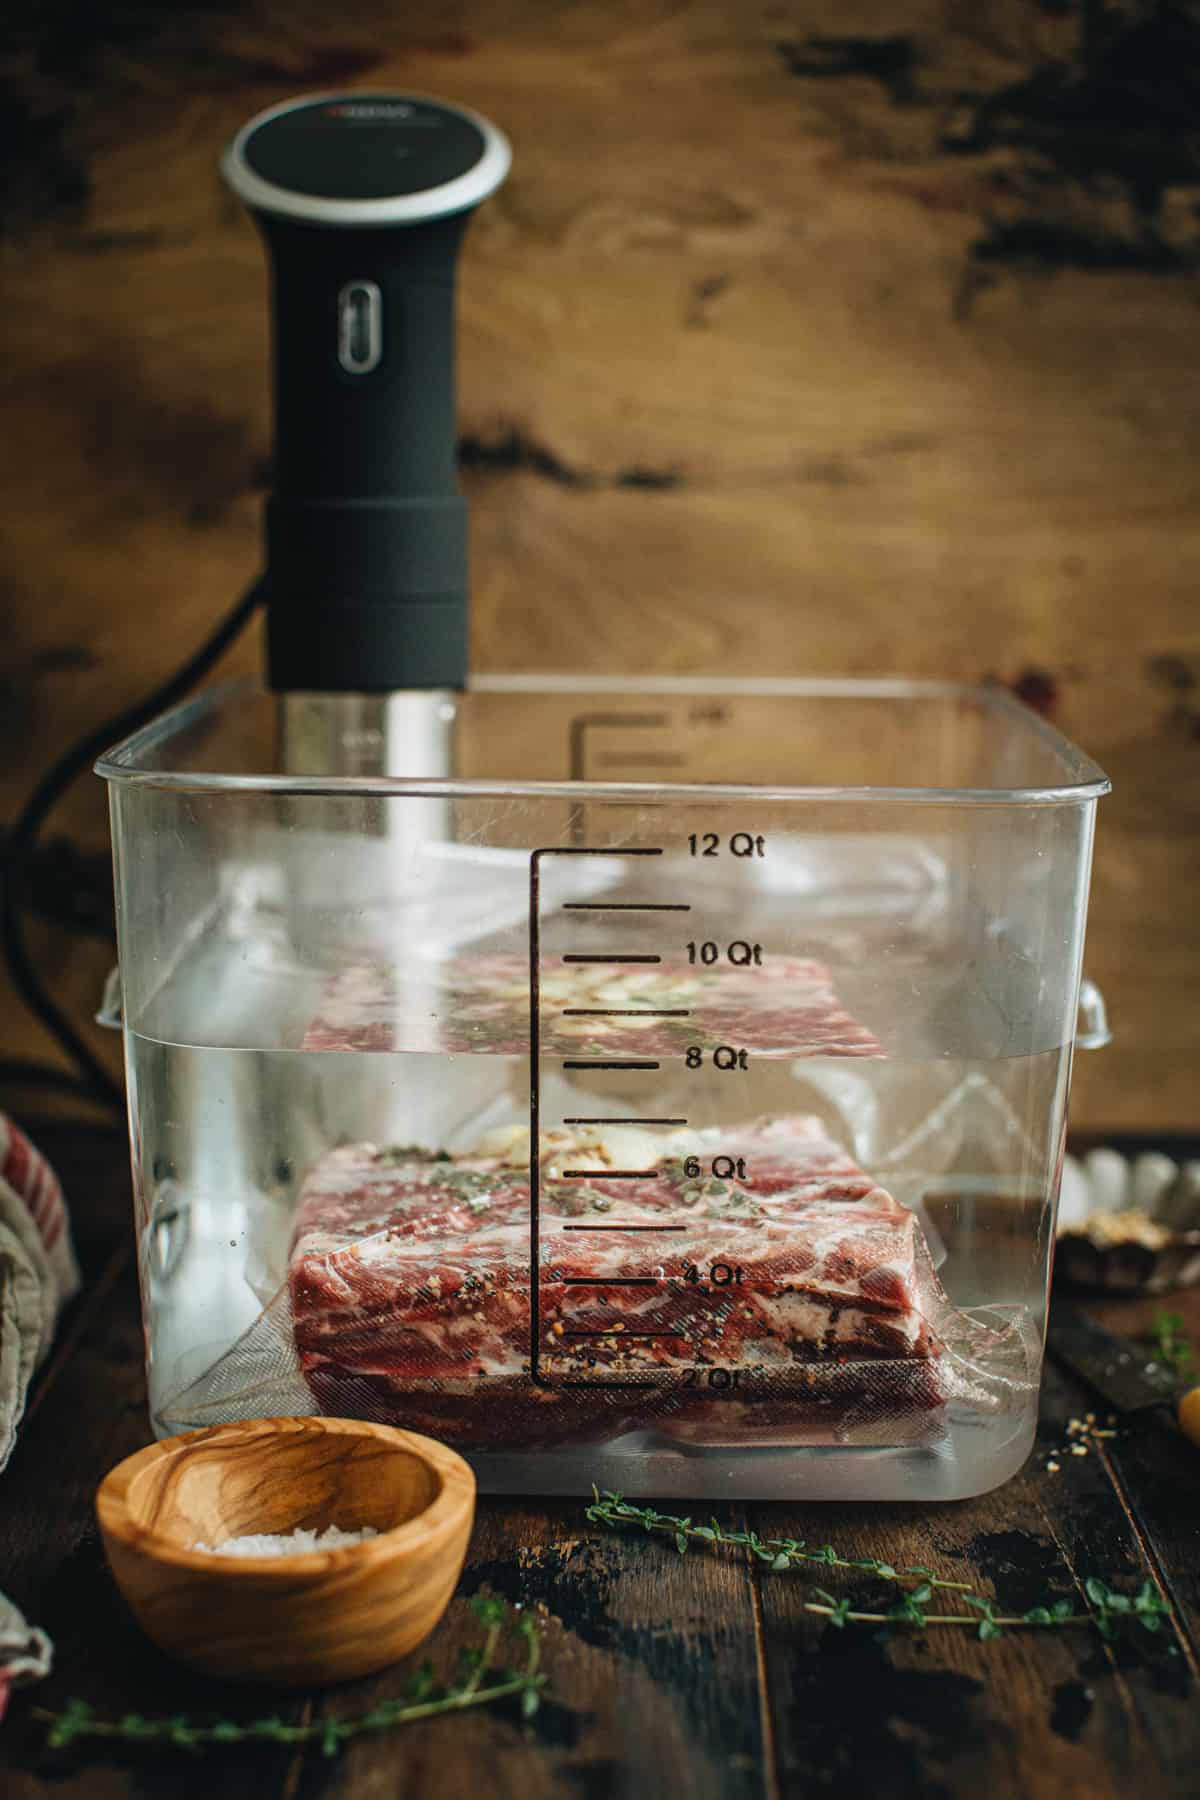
194,1525 -> 379,1558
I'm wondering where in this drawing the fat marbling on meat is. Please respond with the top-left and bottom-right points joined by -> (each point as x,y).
301,953 -> 884,1058
288,1116 -> 948,1448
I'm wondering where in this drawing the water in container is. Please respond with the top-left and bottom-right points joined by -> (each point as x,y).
98,677 -> 1109,1500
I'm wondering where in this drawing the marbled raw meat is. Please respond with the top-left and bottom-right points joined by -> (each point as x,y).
288,1116 -> 944,1448
302,953 -> 883,1059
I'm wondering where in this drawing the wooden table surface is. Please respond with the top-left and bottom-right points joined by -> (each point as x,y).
0,1124 -> 1196,1798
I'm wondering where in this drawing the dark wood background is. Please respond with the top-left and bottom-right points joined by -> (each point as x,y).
1,1 -> 1198,1131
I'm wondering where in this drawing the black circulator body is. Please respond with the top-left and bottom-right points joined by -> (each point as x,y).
223,92 -> 510,695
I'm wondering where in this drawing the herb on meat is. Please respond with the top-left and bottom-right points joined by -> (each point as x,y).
437,1169 -> 498,1200
378,1145 -> 453,1165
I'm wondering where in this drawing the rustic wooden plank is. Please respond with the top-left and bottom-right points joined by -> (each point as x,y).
0,0 -> 1198,1131
0,1270 -> 769,1799
0,1258 -> 303,1800
1082,1286 -> 1200,1672
0,1129 -> 768,1799
1,1127 -> 1198,1795
0,1130 -> 309,1800
291,1497 -> 769,1799
745,1349 -> 1196,1798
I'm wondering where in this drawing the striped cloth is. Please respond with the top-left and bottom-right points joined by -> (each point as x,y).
0,1118 -> 77,1307
0,1115 -> 79,1713
0,1116 -> 79,1469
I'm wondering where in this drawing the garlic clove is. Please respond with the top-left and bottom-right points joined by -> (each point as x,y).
593,981 -> 638,1004
1159,1162 -> 1200,1233
1081,1148 -> 1130,1217
1056,1156 -> 1091,1235
614,971 -> 666,993
1130,1151 -> 1179,1217
556,1016 -> 608,1038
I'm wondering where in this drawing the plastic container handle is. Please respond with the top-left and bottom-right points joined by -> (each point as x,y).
1076,977 -> 1110,1050
96,966 -> 122,1031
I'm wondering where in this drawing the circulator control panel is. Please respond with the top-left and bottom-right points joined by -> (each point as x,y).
223,92 -> 510,224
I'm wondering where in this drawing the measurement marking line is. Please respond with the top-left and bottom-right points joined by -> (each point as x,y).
568,717 -> 670,788
531,842 -> 665,1386
562,1007 -> 690,1017
564,1330 -> 682,1339
561,1223 -> 687,1232
562,1277 -> 659,1286
560,1379 -> 658,1390
530,852 -> 543,1380
562,1060 -> 660,1071
561,1168 -> 661,1179
594,752 -> 687,768
563,903 -> 691,912
562,953 -> 662,964
563,1116 -> 688,1126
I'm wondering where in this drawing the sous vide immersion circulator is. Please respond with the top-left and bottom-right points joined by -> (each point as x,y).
223,91 -> 511,778
93,88 -> 1111,1502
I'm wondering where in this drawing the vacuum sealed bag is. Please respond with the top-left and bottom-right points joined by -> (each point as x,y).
302,953 -> 885,1059
165,1114 -> 1034,1449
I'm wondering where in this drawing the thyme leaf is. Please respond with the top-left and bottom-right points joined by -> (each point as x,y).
37,1599 -> 544,1757
1148,1310 -> 1196,1379
585,1489 -> 1173,1642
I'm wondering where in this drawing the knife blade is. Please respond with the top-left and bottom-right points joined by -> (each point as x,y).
1046,1305 -> 1181,1414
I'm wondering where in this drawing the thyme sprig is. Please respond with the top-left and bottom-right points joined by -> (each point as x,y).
36,1597 -> 544,1757
585,1490 -> 1171,1642
585,1489 -> 972,1592
1148,1309 -> 1196,1380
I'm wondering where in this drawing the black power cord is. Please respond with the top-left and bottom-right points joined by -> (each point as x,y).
0,576 -> 267,1116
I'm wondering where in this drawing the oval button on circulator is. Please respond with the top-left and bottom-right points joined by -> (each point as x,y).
337,281 -> 382,373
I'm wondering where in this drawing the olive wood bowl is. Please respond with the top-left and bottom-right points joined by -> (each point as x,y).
96,1416 -> 475,1685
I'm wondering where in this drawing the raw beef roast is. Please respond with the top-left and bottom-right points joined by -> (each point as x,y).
288,1116 -> 950,1448
301,953 -> 883,1059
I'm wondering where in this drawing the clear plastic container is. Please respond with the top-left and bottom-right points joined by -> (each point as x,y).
97,677 -> 1109,1500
